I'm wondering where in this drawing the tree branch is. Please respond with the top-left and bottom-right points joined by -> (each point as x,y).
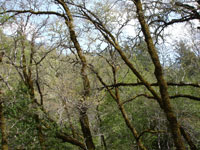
102,82 -> 200,89
170,94 -> 200,101
0,10 -> 68,20
137,129 -> 165,141
56,133 -> 86,150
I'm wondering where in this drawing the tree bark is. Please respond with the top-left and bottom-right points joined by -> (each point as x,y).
81,2 -> 197,149
80,110 -> 95,150
56,133 -> 87,150
133,0 -> 185,149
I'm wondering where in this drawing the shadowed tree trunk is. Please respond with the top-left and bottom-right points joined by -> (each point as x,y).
79,110 -> 95,150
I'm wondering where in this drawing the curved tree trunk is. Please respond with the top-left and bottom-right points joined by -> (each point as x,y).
55,1 -> 96,149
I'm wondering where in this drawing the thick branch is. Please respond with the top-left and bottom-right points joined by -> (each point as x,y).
55,1 -> 95,149
56,133 -> 86,150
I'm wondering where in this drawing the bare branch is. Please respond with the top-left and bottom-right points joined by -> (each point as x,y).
103,82 -> 200,89
0,9 -> 68,20
170,94 -> 200,101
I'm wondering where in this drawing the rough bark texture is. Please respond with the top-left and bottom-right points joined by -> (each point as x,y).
79,111 -> 95,150
56,1 -> 95,149
133,0 -> 185,149
56,133 -> 87,150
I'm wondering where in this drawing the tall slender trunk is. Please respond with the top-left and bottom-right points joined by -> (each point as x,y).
20,35 -> 46,150
90,67 -> 147,150
55,1 -> 95,149
117,100 -> 147,150
133,0 -> 185,149
180,127 -> 197,150
113,67 -> 146,150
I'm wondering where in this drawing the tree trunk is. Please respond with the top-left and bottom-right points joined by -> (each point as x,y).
180,127 -> 197,150
133,0 -> 185,149
115,86 -> 146,150
55,1 -> 96,149
20,34 -> 46,150
91,67 -> 147,150
80,110 -> 95,150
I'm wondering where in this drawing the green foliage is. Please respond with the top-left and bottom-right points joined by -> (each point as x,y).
3,82 -> 37,149
97,93 -> 133,149
0,1 -> 200,150
166,41 -> 200,83
0,13 -> 11,24
2,81 -> 74,149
